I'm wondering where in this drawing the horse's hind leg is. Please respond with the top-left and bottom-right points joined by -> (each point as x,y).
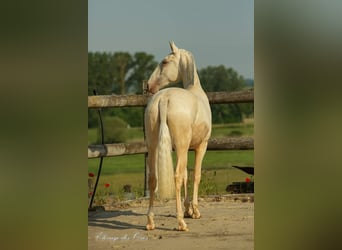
174,149 -> 189,231
183,169 -> 191,217
190,142 -> 208,219
146,152 -> 156,230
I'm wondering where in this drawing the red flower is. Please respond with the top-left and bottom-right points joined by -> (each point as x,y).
89,172 -> 95,177
104,183 -> 110,188
88,192 -> 93,196
245,177 -> 251,183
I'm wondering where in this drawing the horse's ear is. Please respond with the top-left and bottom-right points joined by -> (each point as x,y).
169,41 -> 179,54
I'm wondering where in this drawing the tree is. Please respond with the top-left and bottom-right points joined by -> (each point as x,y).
88,52 -> 114,95
88,52 -> 253,127
88,51 -> 133,95
199,65 -> 245,92
127,52 -> 158,94
110,52 -> 133,94
198,65 -> 246,123
97,116 -> 129,143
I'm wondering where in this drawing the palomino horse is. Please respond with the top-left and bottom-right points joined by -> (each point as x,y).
144,41 -> 212,231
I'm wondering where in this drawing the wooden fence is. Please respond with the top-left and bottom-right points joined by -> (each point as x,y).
88,89 -> 254,197
88,89 -> 254,158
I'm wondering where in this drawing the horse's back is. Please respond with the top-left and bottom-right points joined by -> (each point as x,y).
146,88 -> 208,124
145,88 -> 211,148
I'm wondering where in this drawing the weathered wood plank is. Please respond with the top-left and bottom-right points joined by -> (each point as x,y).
88,94 -> 149,108
88,90 -> 254,108
88,137 -> 254,158
88,142 -> 147,158
207,137 -> 254,150
206,90 -> 254,104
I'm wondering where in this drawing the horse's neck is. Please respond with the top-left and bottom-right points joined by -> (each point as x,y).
184,77 -> 207,98
179,51 -> 206,98
182,70 -> 199,89
183,73 -> 203,93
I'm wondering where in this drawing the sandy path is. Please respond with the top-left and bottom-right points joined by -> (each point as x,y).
88,195 -> 254,250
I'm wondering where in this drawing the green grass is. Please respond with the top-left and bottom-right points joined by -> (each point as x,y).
88,122 -> 254,144
89,167 -> 252,204
88,155 -> 145,175
88,127 -> 144,144
88,150 -> 254,203
88,150 -> 253,175
211,123 -> 254,137
88,128 -> 97,144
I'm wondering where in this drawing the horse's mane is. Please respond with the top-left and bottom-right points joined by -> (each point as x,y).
179,49 -> 199,89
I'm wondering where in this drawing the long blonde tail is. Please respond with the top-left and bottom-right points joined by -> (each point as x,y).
156,99 -> 175,200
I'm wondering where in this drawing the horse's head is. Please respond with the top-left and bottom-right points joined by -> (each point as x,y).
145,41 -> 182,94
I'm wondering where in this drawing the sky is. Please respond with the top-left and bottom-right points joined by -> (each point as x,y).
88,0 -> 254,79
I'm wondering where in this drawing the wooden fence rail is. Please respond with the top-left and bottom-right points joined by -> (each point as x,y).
88,89 -> 254,108
88,137 -> 254,159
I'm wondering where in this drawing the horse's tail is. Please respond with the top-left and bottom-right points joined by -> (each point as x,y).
156,98 -> 175,200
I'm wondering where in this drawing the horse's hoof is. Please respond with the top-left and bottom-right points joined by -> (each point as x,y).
178,225 -> 189,232
184,210 -> 193,218
192,213 -> 201,219
191,205 -> 201,219
177,220 -> 189,231
146,224 -> 155,230
184,205 -> 194,218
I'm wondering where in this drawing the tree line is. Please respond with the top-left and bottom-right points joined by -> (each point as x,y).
88,51 -> 253,129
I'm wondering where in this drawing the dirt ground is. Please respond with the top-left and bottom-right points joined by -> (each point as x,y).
88,194 -> 254,250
